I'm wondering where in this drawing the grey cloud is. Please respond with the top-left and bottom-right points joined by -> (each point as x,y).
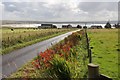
3,2 -> 56,20
2,2 -> 118,21
48,3 -> 72,17
3,2 -> 20,12
78,2 -> 118,12
3,2 -> 45,12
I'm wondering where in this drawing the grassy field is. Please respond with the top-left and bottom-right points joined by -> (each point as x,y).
4,29 -> 119,79
88,29 -> 119,79
1,28 -> 77,55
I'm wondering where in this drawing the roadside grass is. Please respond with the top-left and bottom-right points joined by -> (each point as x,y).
88,29 -> 119,79
6,59 -> 44,79
1,28 -> 77,55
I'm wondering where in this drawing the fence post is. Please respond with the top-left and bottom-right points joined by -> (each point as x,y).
89,49 -> 92,63
85,29 -> 92,63
85,29 -> 90,58
88,63 -> 99,80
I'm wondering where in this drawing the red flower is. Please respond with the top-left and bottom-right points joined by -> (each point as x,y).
35,63 -> 40,69
59,53 -> 64,57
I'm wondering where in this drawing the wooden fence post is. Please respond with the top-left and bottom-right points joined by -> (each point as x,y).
89,49 -> 92,63
88,63 -> 99,80
85,29 -> 92,63
85,29 -> 90,58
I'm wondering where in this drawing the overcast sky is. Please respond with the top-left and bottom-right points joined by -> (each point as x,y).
0,0 -> 119,21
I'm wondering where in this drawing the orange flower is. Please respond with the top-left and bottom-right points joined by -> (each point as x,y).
35,63 -> 40,69
59,53 -> 64,57
32,61 -> 35,65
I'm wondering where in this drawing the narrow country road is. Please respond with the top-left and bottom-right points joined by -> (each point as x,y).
0,29 -> 80,79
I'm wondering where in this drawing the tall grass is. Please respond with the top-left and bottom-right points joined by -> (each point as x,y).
1,28 -> 75,55
47,55 -> 71,80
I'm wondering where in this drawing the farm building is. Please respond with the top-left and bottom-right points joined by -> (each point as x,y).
83,26 -> 87,29
38,24 -> 57,28
90,25 -> 102,29
41,24 -> 52,28
62,24 -> 72,28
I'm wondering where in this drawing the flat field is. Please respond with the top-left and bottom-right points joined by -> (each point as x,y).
88,29 -> 119,79
1,28 -> 76,55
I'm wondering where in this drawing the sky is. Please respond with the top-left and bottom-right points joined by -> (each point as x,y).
0,0 -> 119,21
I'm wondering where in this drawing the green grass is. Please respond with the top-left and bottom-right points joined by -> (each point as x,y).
88,29 -> 119,79
1,28 -> 77,55
5,29 -> 119,79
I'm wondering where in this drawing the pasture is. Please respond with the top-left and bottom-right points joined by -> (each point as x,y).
1,28 -> 76,55
88,29 -> 119,79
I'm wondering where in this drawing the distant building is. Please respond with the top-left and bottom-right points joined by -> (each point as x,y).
62,25 -> 67,28
83,26 -> 87,29
62,24 -> 72,28
90,25 -> 102,29
41,24 -> 52,28
38,24 -> 57,28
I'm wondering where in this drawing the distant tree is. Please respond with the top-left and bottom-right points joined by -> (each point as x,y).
104,21 -> 111,28
113,24 -> 117,27
114,23 -> 120,28
116,23 -> 120,28
77,25 -> 82,28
